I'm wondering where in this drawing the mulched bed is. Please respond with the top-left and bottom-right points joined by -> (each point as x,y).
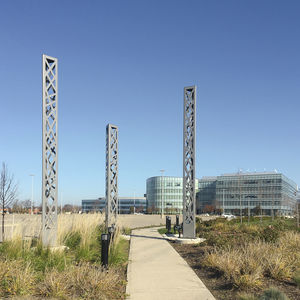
171,242 -> 300,300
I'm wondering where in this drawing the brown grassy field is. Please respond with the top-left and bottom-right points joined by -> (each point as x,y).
0,213 -> 215,242
0,214 -> 129,299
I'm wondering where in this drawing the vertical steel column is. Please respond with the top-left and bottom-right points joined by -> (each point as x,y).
105,124 -> 118,230
42,54 -> 58,247
183,86 -> 196,238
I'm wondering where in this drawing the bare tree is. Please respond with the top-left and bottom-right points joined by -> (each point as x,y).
0,163 -> 18,241
11,199 -> 31,214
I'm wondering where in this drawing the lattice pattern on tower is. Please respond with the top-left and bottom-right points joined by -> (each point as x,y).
105,124 -> 118,230
183,86 -> 196,238
42,55 -> 58,247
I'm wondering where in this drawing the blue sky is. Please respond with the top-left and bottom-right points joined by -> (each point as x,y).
0,0 -> 299,205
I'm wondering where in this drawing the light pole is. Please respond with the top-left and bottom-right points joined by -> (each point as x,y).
297,201 -> 299,228
222,189 -> 225,215
160,170 -> 165,218
133,190 -> 136,214
248,196 -> 250,224
29,174 -> 34,215
238,171 -> 242,224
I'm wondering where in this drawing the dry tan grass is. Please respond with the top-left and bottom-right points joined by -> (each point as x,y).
57,213 -> 105,246
0,260 -> 36,296
37,263 -> 125,300
2,214 -> 105,245
264,231 -> 300,280
0,259 -> 126,299
203,231 -> 300,289
203,243 -> 264,288
0,214 -> 128,299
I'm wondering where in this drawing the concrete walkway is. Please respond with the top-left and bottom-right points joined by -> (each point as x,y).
126,227 -> 215,300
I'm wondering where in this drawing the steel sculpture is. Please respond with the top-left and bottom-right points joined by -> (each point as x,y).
183,86 -> 196,238
105,124 -> 119,231
42,54 -> 58,247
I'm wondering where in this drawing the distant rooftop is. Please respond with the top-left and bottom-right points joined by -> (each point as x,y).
200,171 -> 281,181
201,176 -> 218,180
220,171 -> 279,176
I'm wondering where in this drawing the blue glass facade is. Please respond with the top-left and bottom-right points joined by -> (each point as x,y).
197,172 -> 297,216
82,197 -> 147,214
146,176 -> 199,214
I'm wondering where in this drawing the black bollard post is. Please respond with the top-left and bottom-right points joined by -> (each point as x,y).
178,222 -> 183,238
101,233 -> 109,268
166,216 -> 171,234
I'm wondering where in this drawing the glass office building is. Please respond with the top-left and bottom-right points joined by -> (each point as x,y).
146,176 -> 199,214
82,197 -> 147,214
197,172 -> 298,216
196,176 -> 217,212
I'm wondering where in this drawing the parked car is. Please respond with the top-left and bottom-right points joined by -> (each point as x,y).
222,214 -> 236,219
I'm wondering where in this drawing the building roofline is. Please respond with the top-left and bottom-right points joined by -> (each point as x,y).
220,171 -> 280,176
147,176 -> 200,180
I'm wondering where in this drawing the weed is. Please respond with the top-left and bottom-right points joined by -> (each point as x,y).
238,292 -> 258,300
0,260 -> 36,297
293,270 -> 300,287
37,263 -> 126,300
259,287 -> 289,300
109,237 -> 129,266
203,231 -> 300,288
260,226 -> 280,243
121,227 -> 131,235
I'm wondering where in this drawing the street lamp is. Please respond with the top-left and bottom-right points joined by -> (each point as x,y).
29,174 -> 34,215
222,188 -> 225,215
133,190 -> 136,214
160,169 -> 165,218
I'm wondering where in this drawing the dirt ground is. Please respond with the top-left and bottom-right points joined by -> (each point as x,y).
171,243 -> 300,300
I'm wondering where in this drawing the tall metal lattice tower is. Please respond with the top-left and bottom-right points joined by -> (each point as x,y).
42,54 -> 58,247
105,124 -> 119,230
183,86 -> 196,238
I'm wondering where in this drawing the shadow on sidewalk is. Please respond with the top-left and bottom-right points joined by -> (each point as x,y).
130,234 -> 166,241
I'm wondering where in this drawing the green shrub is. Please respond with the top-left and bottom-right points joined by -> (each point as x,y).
260,226 -> 280,243
0,239 -> 24,259
121,227 -> 131,235
158,228 -> 168,235
238,293 -> 258,300
259,287 -> 289,300
32,243 -> 68,272
293,269 -> 300,287
64,231 -> 81,250
109,238 -> 129,265
273,219 -> 289,231
75,245 -> 100,263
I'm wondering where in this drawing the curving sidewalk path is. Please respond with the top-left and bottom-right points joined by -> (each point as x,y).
126,227 -> 215,300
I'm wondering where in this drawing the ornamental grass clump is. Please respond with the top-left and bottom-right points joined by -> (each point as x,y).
0,260 -> 36,297
264,231 -> 300,280
37,263 -> 125,300
0,215 -> 128,299
203,231 -> 300,289
293,270 -> 300,287
203,242 -> 265,288
260,287 -> 289,300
